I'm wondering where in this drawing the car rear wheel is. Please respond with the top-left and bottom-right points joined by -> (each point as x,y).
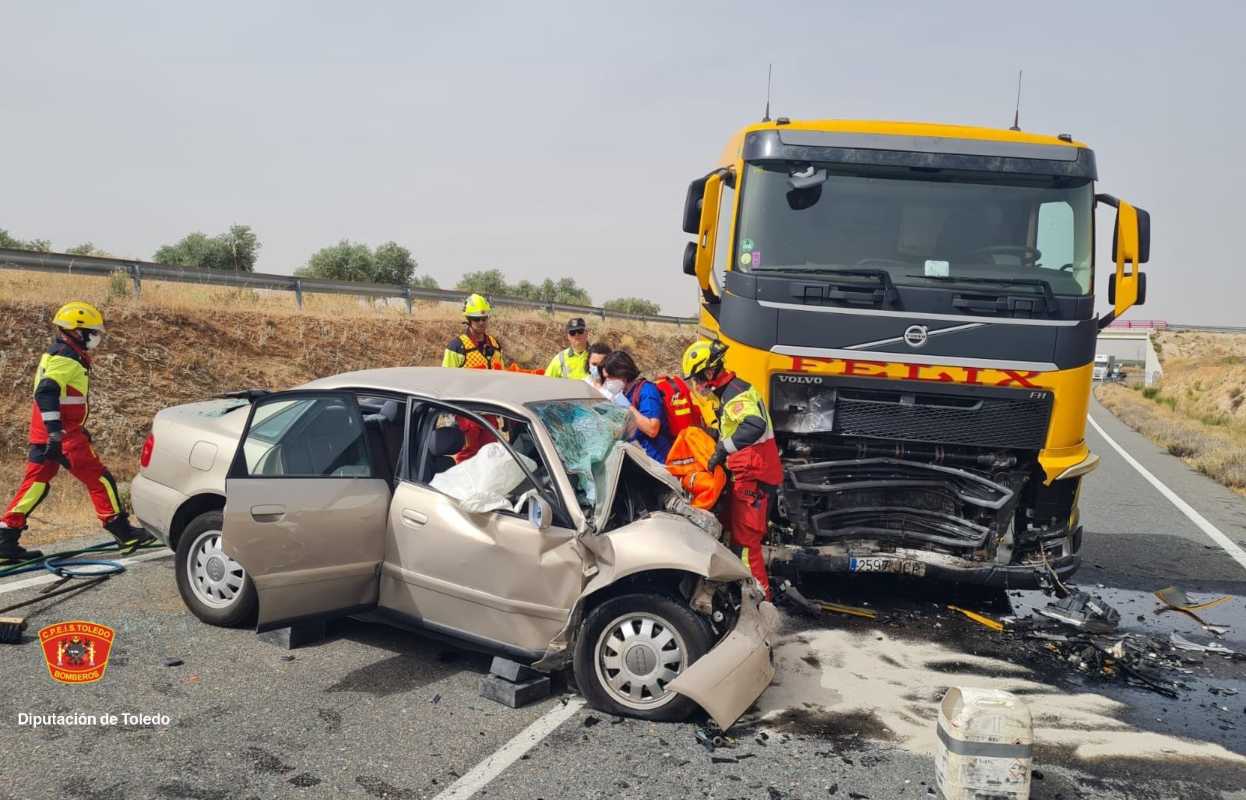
174,510 -> 256,627
573,593 -> 712,722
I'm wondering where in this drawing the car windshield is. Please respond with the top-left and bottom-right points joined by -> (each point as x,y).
527,399 -> 631,512
735,163 -> 1094,295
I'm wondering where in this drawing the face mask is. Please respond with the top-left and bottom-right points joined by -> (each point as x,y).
589,365 -> 600,380
603,378 -> 624,397
83,330 -> 103,350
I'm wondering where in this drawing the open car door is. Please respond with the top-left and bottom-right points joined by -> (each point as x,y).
221,390 -> 390,631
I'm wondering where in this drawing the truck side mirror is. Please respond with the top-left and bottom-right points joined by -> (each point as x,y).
1108,271 -> 1146,306
1096,194 -> 1151,319
683,177 -> 708,234
683,241 -> 697,276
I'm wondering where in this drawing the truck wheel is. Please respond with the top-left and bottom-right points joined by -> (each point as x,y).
174,510 -> 256,627
573,593 -> 712,722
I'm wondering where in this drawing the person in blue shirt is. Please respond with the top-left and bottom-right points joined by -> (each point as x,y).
600,351 -> 672,463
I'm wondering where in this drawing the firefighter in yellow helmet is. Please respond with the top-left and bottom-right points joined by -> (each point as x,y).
0,302 -> 154,562
440,294 -> 506,462
682,339 -> 782,599
442,293 -> 505,370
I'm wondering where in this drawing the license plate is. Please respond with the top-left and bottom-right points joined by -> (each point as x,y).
849,557 -> 927,577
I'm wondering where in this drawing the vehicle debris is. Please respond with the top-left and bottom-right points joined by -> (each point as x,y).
1156,586 -> 1232,612
946,605 -> 1004,632
1034,590 -> 1120,633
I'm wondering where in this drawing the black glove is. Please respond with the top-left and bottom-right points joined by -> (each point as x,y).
42,438 -> 64,464
707,444 -> 726,473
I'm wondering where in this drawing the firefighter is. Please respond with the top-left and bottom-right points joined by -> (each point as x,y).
544,317 -> 591,379
441,293 -> 504,461
682,339 -> 782,599
442,293 -> 505,370
0,301 -> 154,562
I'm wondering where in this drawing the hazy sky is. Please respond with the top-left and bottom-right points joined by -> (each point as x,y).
3,1 -> 1243,323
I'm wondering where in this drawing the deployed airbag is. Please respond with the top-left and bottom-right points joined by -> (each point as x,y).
430,442 -> 537,512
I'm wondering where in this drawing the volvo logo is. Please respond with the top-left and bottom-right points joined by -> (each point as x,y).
903,325 -> 929,348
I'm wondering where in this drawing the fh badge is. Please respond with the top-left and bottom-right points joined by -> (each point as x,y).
39,620 -> 115,684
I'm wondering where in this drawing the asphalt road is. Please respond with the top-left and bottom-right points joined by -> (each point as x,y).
2,397 -> 1244,800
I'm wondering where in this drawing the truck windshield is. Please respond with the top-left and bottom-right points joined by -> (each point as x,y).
735,163 -> 1094,295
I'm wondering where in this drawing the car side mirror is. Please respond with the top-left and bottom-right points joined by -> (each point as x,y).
526,494 -> 552,531
1108,271 -> 1147,306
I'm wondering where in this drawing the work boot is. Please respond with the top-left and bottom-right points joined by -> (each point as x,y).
0,526 -> 43,562
103,515 -> 155,548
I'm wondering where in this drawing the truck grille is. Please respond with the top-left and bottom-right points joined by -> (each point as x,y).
772,376 -> 1053,451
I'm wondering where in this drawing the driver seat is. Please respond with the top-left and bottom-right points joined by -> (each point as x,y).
426,425 -> 466,481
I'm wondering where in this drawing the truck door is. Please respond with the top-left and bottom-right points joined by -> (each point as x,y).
221,390 -> 390,631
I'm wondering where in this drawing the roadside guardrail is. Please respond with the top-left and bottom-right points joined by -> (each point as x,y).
0,247 -> 698,326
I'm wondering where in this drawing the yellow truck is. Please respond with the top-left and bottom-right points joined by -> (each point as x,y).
681,119 -> 1150,589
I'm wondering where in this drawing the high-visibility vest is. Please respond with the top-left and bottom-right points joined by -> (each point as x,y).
453,333 -> 504,369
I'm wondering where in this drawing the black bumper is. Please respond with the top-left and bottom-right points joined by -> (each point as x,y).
768,549 -> 1081,590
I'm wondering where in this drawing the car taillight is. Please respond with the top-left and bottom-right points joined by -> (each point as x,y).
140,433 -> 155,469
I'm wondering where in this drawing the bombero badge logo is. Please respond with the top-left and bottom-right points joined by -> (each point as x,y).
39,621 -> 115,684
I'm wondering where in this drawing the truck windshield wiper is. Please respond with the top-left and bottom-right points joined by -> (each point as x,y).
751,266 -> 898,306
903,275 -> 1057,314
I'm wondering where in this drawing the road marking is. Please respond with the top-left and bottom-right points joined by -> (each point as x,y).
0,549 -> 173,595
431,696 -> 587,800
1088,415 -> 1246,574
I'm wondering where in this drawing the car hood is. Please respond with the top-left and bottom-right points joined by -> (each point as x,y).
587,442 -> 722,539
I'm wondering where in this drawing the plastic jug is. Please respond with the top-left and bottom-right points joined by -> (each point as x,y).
935,687 -> 1033,800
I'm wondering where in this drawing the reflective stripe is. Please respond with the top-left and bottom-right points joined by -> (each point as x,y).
40,411 -> 61,421
936,724 -> 1033,759
722,437 -> 738,454
558,350 -> 569,377
98,476 -> 122,515
740,547 -> 750,568
60,396 -> 87,405
11,482 -> 49,515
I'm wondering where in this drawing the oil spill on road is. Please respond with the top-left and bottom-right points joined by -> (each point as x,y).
753,575 -> 1246,777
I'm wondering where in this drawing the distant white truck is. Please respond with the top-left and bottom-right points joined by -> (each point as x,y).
1093,354 -> 1116,381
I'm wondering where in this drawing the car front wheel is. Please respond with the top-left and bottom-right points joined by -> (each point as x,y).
573,593 -> 712,722
174,510 -> 257,627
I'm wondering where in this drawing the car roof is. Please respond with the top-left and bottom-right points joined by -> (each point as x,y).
300,367 -> 603,407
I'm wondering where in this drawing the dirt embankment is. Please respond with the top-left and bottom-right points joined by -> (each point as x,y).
1096,330 -> 1246,493
0,277 -> 696,541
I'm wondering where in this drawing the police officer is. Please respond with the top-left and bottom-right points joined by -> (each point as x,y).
0,301 -> 154,562
442,294 -> 504,369
544,317 -> 591,379
682,339 -> 782,599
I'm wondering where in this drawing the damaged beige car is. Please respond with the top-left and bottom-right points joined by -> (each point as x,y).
132,368 -> 777,728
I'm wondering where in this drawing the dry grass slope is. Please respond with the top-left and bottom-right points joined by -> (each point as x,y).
1096,330 -> 1246,494
0,269 -> 698,543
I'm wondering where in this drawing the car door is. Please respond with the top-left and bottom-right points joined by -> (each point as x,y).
377,400 -> 584,658
221,390 -> 391,631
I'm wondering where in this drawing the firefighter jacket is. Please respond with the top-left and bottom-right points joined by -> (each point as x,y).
442,333 -> 505,369
543,347 -> 590,380
28,337 -> 91,444
713,375 -> 782,486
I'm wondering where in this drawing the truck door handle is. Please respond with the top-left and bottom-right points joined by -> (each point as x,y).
402,509 -> 428,527
250,505 -> 286,522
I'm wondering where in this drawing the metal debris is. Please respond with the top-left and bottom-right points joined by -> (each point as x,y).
1035,590 -> 1120,633
947,604 -> 1005,632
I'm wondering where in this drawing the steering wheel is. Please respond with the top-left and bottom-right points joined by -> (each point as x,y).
959,245 -> 1042,265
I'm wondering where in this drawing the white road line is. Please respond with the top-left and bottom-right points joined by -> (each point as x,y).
0,549 -> 173,595
431,696 -> 587,800
1088,414 -> 1246,574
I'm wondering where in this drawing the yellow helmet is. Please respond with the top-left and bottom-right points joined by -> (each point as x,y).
462,293 -> 492,320
52,301 -> 105,332
681,339 -> 728,381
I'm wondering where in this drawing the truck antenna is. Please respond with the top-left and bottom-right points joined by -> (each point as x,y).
1010,69 -> 1023,131
762,64 -> 773,122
